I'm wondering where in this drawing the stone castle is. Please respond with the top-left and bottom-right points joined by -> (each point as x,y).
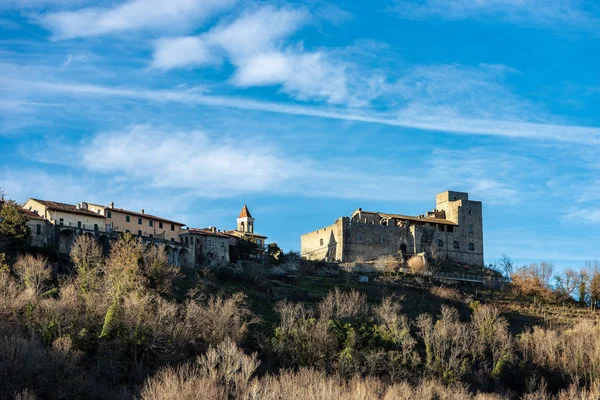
301,190 -> 484,267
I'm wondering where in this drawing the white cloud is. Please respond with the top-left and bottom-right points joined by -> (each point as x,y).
77,125 -> 437,201
41,0 -> 236,39
151,36 -> 214,70
150,5 -> 352,104
204,6 -> 308,58
3,76 -> 600,145
565,207 -> 600,224
391,0 -> 600,30
232,51 -> 348,104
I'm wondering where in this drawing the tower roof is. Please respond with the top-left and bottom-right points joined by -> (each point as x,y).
238,204 -> 253,219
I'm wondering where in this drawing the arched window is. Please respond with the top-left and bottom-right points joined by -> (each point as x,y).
240,221 -> 245,232
320,238 -> 324,246
357,234 -> 362,241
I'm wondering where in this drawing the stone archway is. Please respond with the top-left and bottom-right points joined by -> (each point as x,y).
400,243 -> 408,259
165,246 -> 175,265
58,229 -> 76,254
99,235 -> 110,256
178,248 -> 191,268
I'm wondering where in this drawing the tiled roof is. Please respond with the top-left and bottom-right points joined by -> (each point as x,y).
238,204 -> 252,219
355,209 -> 457,226
30,199 -> 104,218
224,230 -> 268,239
187,228 -> 231,238
22,209 -> 46,221
109,207 -> 185,226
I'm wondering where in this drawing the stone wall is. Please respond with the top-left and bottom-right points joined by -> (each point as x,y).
300,218 -> 344,261
301,191 -> 485,267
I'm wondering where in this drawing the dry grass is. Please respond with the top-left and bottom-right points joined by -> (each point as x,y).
407,255 -> 427,274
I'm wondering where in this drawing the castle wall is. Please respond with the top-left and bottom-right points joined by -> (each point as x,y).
301,191 -> 485,267
301,218 -> 344,261
342,220 -> 408,262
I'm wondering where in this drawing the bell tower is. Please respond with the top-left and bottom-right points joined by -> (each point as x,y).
236,204 -> 254,233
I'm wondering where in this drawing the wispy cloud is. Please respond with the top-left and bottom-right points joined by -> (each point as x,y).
565,207 -> 600,224
40,0 -> 236,39
3,76 -> 600,145
391,0 -> 600,30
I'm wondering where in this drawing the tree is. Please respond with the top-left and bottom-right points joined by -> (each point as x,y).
498,254 -> 513,280
267,243 -> 285,266
554,269 -> 578,299
0,200 -> 31,243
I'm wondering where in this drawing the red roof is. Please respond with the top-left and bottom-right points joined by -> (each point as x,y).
238,204 -> 252,219
22,209 -> 46,221
109,207 -> 185,226
187,228 -> 231,238
30,199 -> 104,218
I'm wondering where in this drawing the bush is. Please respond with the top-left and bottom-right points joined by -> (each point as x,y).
407,255 -> 427,274
13,254 -> 52,295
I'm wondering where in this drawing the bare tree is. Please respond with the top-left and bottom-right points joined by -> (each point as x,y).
554,269 -> 578,299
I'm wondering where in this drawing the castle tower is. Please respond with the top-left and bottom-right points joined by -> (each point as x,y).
236,204 -> 254,234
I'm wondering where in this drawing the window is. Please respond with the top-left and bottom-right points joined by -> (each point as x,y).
453,241 -> 459,249
126,215 -> 130,222
469,243 -> 475,251
381,237 -> 386,244
170,238 -> 174,243
126,229 -> 130,233
468,225 -> 474,234
149,220 -> 153,227
59,218 -> 64,226
171,224 -> 175,231
180,238 -> 183,243
437,239 -> 443,247
197,239 -> 200,244
159,222 -> 163,229
220,242 -> 225,247
138,217 -> 142,225
138,230 -> 142,236
94,224 -> 98,231
107,211 -> 112,218
469,210 -> 473,215
149,234 -> 153,238
185,237 -> 189,244
447,225 -> 454,233
77,221 -> 81,229
207,240 -> 212,246
438,224 -> 445,232
320,238 -> 324,246
36,224 -> 41,235
357,234 -> 362,241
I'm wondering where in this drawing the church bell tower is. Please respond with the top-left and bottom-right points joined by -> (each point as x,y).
236,204 -> 254,234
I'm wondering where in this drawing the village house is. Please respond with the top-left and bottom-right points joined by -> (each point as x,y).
179,227 -> 231,267
300,191 -> 484,267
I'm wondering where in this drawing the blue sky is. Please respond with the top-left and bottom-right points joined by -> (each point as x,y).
1,0 -> 599,269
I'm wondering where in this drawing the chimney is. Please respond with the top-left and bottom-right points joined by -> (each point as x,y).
141,209 -> 145,214
109,202 -> 114,209
211,226 -> 217,233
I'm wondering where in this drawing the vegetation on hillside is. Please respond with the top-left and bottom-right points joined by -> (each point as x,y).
1,192 -> 600,399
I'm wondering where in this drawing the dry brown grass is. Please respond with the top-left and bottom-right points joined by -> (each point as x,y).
407,255 -> 427,274
519,319 -> 600,384
319,288 -> 369,321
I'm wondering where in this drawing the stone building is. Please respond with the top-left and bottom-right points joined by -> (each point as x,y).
301,190 -> 484,267
224,204 -> 268,248
21,198 -> 190,265
179,227 -> 231,267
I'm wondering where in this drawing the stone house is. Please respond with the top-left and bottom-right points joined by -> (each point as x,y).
301,191 -> 484,267
22,209 -> 51,248
179,227 -> 231,267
